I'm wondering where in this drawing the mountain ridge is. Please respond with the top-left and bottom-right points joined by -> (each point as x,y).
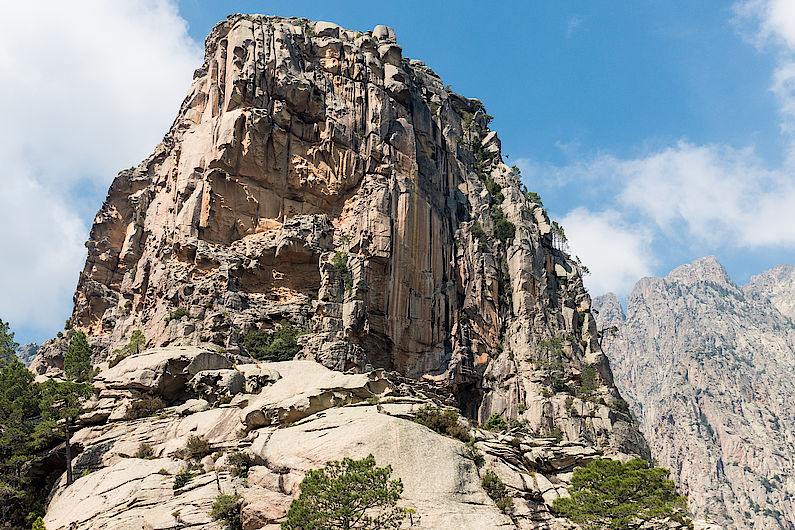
595,257 -> 795,529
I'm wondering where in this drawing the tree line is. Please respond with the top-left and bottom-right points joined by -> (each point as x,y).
0,319 -> 93,529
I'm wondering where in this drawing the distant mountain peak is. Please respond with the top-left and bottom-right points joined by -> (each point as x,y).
665,255 -> 733,287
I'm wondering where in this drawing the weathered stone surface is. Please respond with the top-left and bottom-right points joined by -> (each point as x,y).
44,457 -> 236,530
96,346 -> 235,400
27,14 -> 646,463
44,346 -> 684,529
253,405 -> 514,528
595,257 -> 795,530
240,360 -> 392,428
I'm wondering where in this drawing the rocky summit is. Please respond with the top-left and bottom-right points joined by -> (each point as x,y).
27,13 -> 694,530
594,257 -> 795,530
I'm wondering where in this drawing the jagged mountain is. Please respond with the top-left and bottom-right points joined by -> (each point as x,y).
31,14 -> 645,454
16,342 -> 39,366
26,14 -> 670,529
594,257 -> 795,530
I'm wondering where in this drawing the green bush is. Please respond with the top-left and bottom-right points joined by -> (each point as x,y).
481,469 -> 511,512
494,219 -> 516,243
552,458 -> 689,529
282,454 -> 406,529
31,516 -> 46,530
578,364 -> 597,397
135,442 -> 155,459
484,412 -> 508,432
413,405 -> 471,442
331,251 -> 353,291
211,494 -> 242,530
470,222 -> 489,252
164,307 -> 190,324
173,469 -> 194,490
182,435 -> 211,460
226,451 -> 253,478
484,178 -> 503,201
242,322 -> 303,362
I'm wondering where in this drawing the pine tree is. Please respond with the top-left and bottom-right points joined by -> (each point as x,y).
36,330 -> 94,486
0,354 -> 40,523
552,458 -> 689,529
64,331 -> 91,382
282,454 -> 406,529
0,318 -> 19,363
36,380 -> 93,486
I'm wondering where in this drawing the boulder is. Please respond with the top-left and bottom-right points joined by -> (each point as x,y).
252,405 -> 514,529
96,347 -> 235,401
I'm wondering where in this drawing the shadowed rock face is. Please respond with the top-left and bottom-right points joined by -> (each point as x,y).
595,257 -> 795,530
35,14 -> 647,458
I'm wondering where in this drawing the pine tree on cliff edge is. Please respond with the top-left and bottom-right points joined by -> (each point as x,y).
36,331 -> 94,485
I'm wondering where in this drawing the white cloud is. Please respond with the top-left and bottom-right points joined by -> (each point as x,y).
737,0 -> 795,51
614,142 -> 795,248
736,0 -> 795,137
0,1 -> 201,337
524,140 -> 795,296
558,208 -> 655,297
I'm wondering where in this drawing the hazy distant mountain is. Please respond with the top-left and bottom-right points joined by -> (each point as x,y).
594,257 -> 795,529
16,342 -> 39,366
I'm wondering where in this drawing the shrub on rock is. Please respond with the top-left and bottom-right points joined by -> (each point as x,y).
412,405 -> 471,442
282,454 -> 406,529
552,458 -> 689,529
211,493 -> 242,530
242,322 -> 303,362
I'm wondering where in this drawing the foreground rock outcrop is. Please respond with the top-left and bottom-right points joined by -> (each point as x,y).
594,257 -> 795,530
44,346 -> 659,530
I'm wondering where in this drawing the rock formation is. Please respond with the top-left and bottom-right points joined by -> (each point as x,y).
16,341 -> 39,366
29,13 -> 681,529
32,13 -> 645,455
44,346 -> 687,530
594,257 -> 795,530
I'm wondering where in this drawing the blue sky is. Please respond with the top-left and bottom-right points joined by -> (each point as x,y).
1,0 -> 794,346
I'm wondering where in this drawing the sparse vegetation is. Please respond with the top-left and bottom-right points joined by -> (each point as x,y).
577,364 -> 597,397
331,251 -> 353,291
552,458 -> 689,529
481,469 -> 512,512
242,322 -> 303,362
226,451 -> 253,478
412,405 -> 471,442
173,469 -> 194,491
164,307 -> 190,324
470,221 -> 489,251
135,442 -> 155,459
211,493 -> 242,530
182,435 -> 211,460
109,329 -> 145,367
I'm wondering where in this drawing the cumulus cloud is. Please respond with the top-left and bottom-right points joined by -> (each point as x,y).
614,142 -> 795,247
557,208 -> 655,296
0,1 -> 201,338
521,140 -> 795,296
736,0 -> 795,136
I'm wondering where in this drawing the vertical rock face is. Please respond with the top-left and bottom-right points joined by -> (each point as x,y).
39,14 -> 647,458
594,257 -> 795,530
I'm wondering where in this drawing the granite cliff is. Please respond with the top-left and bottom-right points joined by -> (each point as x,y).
27,14 -> 688,529
594,257 -> 795,529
